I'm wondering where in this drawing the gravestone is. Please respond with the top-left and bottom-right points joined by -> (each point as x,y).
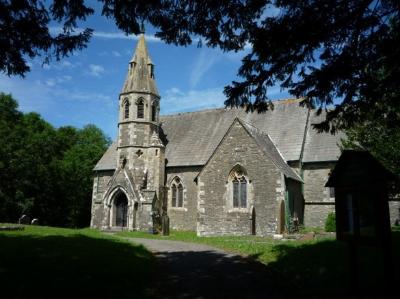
18,215 -> 30,225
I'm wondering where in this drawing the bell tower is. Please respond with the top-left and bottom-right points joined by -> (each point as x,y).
117,31 -> 165,230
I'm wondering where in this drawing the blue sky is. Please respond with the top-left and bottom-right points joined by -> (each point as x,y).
0,4 -> 289,140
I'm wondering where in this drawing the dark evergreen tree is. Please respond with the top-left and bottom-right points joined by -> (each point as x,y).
2,1 -> 399,132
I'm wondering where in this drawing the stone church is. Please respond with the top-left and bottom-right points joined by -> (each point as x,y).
90,33 -> 354,236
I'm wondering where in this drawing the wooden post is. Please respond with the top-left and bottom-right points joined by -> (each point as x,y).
348,241 -> 359,296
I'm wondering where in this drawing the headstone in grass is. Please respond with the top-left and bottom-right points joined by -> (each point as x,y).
18,214 -> 30,224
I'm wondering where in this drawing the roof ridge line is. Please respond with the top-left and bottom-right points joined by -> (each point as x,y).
160,98 -> 304,118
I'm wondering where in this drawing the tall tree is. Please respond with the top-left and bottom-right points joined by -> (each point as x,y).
0,93 -> 110,226
59,125 -> 110,227
0,93 -> 24,221
2,1 -> 399,132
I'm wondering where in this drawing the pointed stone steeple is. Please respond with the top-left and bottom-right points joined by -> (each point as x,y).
122,33 -> 159,96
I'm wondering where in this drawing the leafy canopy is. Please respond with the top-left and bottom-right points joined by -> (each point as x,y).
2,1 -> 400,132
0,93 -> 110,227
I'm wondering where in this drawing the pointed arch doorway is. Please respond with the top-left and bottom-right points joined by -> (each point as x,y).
114,192 -> 128,227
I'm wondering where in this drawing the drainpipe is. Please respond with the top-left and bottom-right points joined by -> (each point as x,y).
298,107 -> 311,224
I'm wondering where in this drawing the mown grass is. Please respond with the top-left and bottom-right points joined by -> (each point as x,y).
117,230 -> 283,262
0,225 -> 156,298
117,229 -> 400,298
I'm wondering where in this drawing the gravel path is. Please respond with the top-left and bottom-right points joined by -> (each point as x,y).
124,237 -> 280,299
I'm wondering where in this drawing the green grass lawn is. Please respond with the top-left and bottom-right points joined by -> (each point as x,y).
0,225 -> 155,298
2,224 -> 398,298
117,229 -> 400,298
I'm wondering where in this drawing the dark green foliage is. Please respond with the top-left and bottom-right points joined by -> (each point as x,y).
3,1 -> 400,132
0,0 -> 93,76
342,117 -> 400,177
325,212 -> 336,232
0,93 -> 110,227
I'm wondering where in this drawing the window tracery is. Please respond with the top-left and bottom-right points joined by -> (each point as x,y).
171,177 -> 184,208
229,166 -> 248,208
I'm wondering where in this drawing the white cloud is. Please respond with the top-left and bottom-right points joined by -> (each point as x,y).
161,87 -> 225,114
49,27 -> 161,42
44,75 -> 72,87
45,79 -> 56,87
0,74 -> 113,113
88,64 -> 105,77
93,31 -> 161,42
98,51 -> 123,57
190,50 -> 218,88
41,60 -> 81,71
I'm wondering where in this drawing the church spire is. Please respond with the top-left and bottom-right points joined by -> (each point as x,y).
122,32 -> 158,96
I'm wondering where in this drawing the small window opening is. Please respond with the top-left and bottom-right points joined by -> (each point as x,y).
137,99 -> 144,119
124,100 -> 130,119
329,187 -> 335,198
151,104 -> 157,121
150,64 -> 154,78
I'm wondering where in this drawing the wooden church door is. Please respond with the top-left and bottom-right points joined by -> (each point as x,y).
115,195 -> 128,227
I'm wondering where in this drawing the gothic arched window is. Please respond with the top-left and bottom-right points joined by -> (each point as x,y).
137,99 -> 144,119
124,99 -> 130,119
229,166 -> 248,208
171,177 -> 184,208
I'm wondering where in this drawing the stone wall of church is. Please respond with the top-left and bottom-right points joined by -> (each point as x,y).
197,121 -> 285,237
302,162 -> 336,227
91,170 -> 114,228
166,166 -> 201,231
389,201 -> 400,226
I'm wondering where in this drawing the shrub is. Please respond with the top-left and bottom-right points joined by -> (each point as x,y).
325,212 -> 336,232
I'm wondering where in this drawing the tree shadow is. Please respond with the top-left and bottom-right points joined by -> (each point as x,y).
150,231 -> 400,299
266,231 -> 400,298
0,233 -> 156,298
152,250 -> 280,299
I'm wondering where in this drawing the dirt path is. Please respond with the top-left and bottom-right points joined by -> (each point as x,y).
125,238 -> 280,299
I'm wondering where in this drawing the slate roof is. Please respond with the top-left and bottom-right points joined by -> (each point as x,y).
94,99 -> 343,171
302,110 -> 344,163
161,99 -> 309,166
240,120 -> 303,182
93,141 -> 117,171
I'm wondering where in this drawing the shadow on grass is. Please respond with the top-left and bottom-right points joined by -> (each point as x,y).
152,249 -> 279,299
266,231 -> 400,298
0,233 -> 155,298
